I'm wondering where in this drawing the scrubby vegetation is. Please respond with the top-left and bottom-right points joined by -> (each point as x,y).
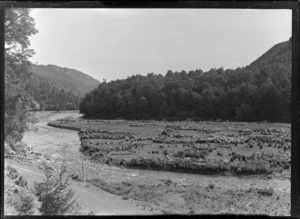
33,162 -> 81,215
257,188 -> 274,197
5,163 -> 81,216
5,166 -> 35,215
5,190 -> 36,215
49,119 -> 290,177
6,165 -> 28,188
88,176 -> 289,215
89,178 -> 163,203
12,190 -> 36,215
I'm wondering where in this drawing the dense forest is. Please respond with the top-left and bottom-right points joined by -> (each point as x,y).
24,74 -> 81,111
22,64 -> 100,111
80,39 -> 291,122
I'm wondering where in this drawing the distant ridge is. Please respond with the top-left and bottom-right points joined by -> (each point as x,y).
30,64 -> 100,98
25,64 -> 100,111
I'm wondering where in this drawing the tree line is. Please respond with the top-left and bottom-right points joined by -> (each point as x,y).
80,49 -> 291,122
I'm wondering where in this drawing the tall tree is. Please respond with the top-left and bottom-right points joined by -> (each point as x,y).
5,9 -> 39,152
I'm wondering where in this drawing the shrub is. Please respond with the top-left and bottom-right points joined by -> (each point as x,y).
217,151 -> 223,156
231,160 -> 271,175
6,165 -> 19,179
33,162 -> 81,215
6,188 -> 35,215
257,188 -> 274,196
199,150 -> 209,159
15,176 -> 28,187
14,190 -> 35,215
208,183 -> 215,190
6,166 -> 28,188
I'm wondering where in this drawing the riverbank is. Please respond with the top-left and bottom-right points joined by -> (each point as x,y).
5,111 -> 291,216
5,111 -> 154,215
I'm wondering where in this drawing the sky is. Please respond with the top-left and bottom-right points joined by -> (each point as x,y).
29,9 -> 291,82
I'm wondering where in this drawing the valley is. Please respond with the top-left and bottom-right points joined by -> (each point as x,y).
8,111 -> 290,216
4,8 -> 293,217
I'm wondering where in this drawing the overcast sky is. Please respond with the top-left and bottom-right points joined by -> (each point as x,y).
29,9 -> 291,82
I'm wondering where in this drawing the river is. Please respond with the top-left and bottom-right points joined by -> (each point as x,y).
10,110 -> 291,215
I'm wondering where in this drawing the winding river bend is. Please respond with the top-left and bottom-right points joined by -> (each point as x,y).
9,111 -> 290,215
8,111 -> 149,215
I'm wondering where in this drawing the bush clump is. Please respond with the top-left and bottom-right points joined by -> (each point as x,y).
14,190 -> 35,215
6,166 -> 28,187
33,162 -> 81,215
257,188 -> 274,196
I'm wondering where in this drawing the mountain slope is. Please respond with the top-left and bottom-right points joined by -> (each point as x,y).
25,75 -> 81,111
25,64 -> 100,111
30,64 -> 100,98
249,39 -> 291,68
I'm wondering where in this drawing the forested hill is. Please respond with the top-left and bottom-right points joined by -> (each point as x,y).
249,39 -> 291,67
30,64 -> 100,97
25,64 -> 100,111
79,39 -> 291,122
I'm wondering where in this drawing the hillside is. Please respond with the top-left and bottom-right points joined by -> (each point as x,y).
30,64 -> 100,98
80,39 -> 291,122
249,39 -> 291,68
24,75 -> 81,111
25,64 -> 100,111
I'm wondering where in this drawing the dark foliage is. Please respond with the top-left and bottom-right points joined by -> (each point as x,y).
24,74 -> 80,111
33,162 -> 81,215
5,9 -> 39,147
80,40 -> 291,122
